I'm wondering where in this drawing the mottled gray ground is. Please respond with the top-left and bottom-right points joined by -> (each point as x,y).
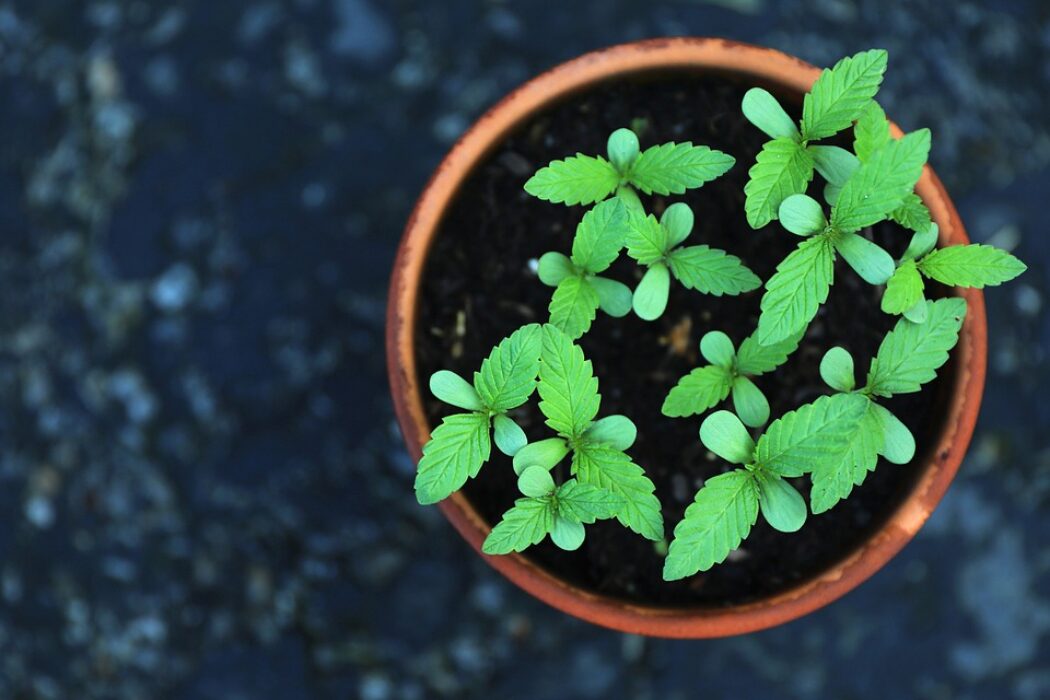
0,1 -> 1047,698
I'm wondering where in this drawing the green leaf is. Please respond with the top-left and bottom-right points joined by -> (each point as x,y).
833,231 -> 895,285
493,414 -> 527,457
902,223 -> 939,261
778,194 -> 827,236
700,330 -> 735,367
663,469 -> 758,580
755,393 -> 868,477
881,260 -> 925,315
802,49 -> 888,141
556,479 -> 625,523
474,324 -> 543,411
667,246 -> 762,296
590,276 -> 633,317
662,365 -> 733,418
661,202 -> 695,247
512,437 -> 570,475
731,376 -> 770,428
482,497 -> 555,554
572,444 -> 663,541
430,370 -> 484,411
756,472 -> 807,533
548,276 -> 600,340
744,137 -> 815,229
871,402 -> 915,464
903,297 -> 929,324
809,401 -> 881,514
819,346 -> 855,392
627,142 -> 735,196
616,184 -> 645,216
867,298 -> 966,397
853,100 -> 891,162
742,87 -> 800,141
538,325 -> 600,438
918,244 -> 1028,288
550,515 -> 586,551
633,263 -> 670,321
537,251 -> 576,287
607,128 -> 640,173
735,329 -> 803,376
699,410 -> 756,464
809,145 -> 860,187
517,465 -> 555,497
570,197 -> 628,274
831,129 -> 931,233
625,212 -> 669,265
890,193 -> 932,233
757,235 -> 834,345
415,412 -> 492,505
524,154 -> 619,206
582,414 -> 637,451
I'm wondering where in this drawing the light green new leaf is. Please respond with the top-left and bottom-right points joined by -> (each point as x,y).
474,324 -> 543,411
903,298 -> 929,324
809,145 -> 859,187
918,244 -> 1027,288
582,414 -> 637,452
524,154 -> 620,206
756,473 -> 807,532
482,497 -> 555,554
430,370 -> 484,411
415,412 -> 492,505
699,410 -> 756,464
662,202 -> 695,247
755,393 -> 868,477
633,263 -> 671,321
700,330 -> 735,367
662,365 -> 733,418
833,231 -> 895,285
550,516 -> 585,550
778,194 -> 827,236
548,276 -> 600,340
742,87 -> 800,141
902,223 -> 939,262
663,469 -> 758,580
538,325 -> 600,438
493,414 -> 528,457
802,49 -> 888,141
628,142 -> 735,196
853,100 -> 891,162
757,235 -> 834,345
831,129 -> 931,233
556,479 -> 625,523
625,212 -> 669,265
735,329 -> 804,376
819,346 -> 855,392
890,193 -> 932,233
881,260 -> 925,315
607,128 -> 640,172
512,437 -> 570,475
571,197 -> 628,274
867,298 -> 966,397
809,400 -> 881,514
744,138 -> 814,229
517,465 -> 555,498
871,402 -> 915,464
732,375 -> 770,428
667,246 -> 762,296
537,251 -> 576,287
572,444 -> 663,541
590,276 -> 633,317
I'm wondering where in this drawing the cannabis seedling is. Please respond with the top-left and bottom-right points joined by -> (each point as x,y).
662,328 -> 802,427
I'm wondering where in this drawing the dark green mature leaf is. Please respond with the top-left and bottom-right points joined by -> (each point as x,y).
918,244 -> 1028,288
482,497 -> 555,554
867,298 -> 966,397
853,100 -> 891,162
524,154 -> 620,206
742,87 -> 800,141
831,129 -> 931,233
744,138 -> 814,229
624,212 -> 669,265
881,260 -> 925,315
802,49 -> 888,141
415,412 -> 492,504
474,324 -> 543,411
573,444 -> 663,541
667,246 -> 762,296
735,329 -> 804,376
570,197 -> 628,274
662,366 -> 733,418
757,235 -> 834,345
628,142 -> 735,196
555,479 -> 624,524
538,325 -> 600,438
754,393 -> 868,477
663,469 -> 758,580
548,276 -> 600,340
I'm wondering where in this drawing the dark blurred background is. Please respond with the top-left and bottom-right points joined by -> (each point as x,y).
0,1 -> 1047,698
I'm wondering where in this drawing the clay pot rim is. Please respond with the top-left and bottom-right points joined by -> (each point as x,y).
386,37 -> 986,638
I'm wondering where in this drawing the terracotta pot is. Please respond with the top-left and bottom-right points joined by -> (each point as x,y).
386,37 -> 986,638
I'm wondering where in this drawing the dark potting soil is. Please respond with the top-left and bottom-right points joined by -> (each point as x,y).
413,72 -> 956,607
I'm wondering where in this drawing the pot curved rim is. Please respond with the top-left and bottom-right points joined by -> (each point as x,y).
386,37 -> 987,638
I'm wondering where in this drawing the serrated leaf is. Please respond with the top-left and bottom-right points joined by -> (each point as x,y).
493,414 -> 527,457
414,412 -> 492,505
881,260 -> 925,315
731,376 -> 770,428
481,497 -> 555,554
663,469 -> 758,580
755,473 -> 807,532
778,194 -> 827,236
633,263 -> 670,321
582,414 -> 637,451
802,49 -> 888,141
537,251 -> 575,287
524,154 -> 620,206
572,445 -> 663,541
742,87 -> 800,141
607,128 -> 640,172
474,324 -> 543,411
866,298 -> 966,397
809,145 -> 859,187
430,370 -> 484,411
625,212 -> 669,265
570,197 -> 628,274
548,276 -> 600,340
918,244 -> 1028,288
890,193 -> 932,233
831,129 -> 931,233
809,400 -> 881,514
699,410 -> 756,464
538,325 -> 600,438
819,346 -> 855,392
755,393 -> 868,477
833,231 -> 895,285
744,138 -> 815,229
590,276 -> 633,317
735,328 -> 804,376
662,365 -> 733,418
667,246 -> 762,296
556,479 -> 625,523
757,235 -> 834,345
853,100 -> 891,162
627,142 -> 735,196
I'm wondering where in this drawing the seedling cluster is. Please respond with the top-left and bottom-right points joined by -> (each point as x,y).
413,50 -> 1026,582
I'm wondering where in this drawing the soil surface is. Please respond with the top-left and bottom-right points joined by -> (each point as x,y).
415,72 -> 955,606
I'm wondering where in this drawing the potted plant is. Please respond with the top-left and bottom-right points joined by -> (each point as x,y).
386,38 -> 1025,637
